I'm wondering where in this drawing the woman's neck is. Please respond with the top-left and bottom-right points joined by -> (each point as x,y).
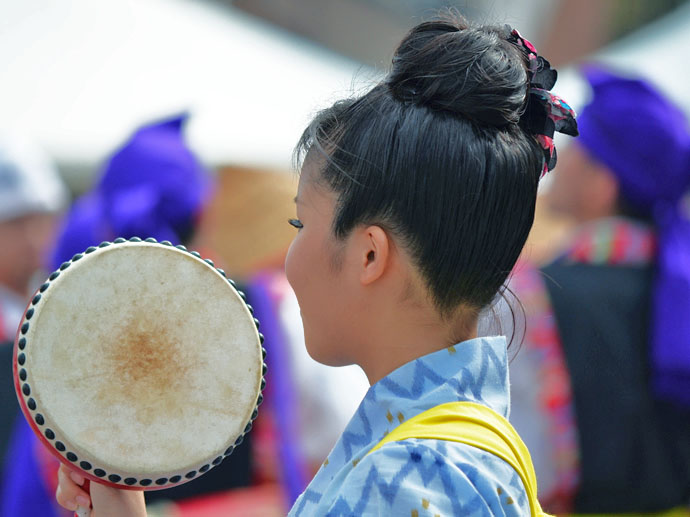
356,300 -> 478,385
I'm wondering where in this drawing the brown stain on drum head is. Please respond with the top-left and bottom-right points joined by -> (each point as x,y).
96,315 -> 194,427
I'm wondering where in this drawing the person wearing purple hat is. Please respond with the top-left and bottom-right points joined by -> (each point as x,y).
558,66 -> 690,408
50,113 -> 210,267
1,114 -> 257,516
509,66 -> 690,513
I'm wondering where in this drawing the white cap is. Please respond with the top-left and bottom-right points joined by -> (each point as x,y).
0,136 -> 68,221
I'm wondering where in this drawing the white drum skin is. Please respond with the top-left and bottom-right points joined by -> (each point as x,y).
13,238 -> 265,490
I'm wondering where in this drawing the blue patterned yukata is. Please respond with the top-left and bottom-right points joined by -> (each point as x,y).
289,336 -> 529,516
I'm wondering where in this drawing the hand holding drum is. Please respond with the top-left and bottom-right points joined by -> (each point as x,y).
12,238 -> 265,515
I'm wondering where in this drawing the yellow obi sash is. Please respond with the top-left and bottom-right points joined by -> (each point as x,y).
367,401 -> 552,517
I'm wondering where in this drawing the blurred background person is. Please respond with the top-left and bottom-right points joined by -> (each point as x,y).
48,113 -> 210,262
0,137 -> 67,342
508,66 -> 690,514
0,136 -> 67,489
0,114 -> 253,517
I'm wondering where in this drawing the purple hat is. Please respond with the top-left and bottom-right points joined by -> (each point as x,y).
578,65 -> 690,407
577,65 -> 690,210
51,113 -> 211,268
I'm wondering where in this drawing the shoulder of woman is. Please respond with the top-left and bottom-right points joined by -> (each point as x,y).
333,439 -> 529,516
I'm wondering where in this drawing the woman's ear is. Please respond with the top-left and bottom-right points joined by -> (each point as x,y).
359,225 -> 390,286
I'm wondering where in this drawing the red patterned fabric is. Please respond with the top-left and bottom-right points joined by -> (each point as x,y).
511,261 -> 579,513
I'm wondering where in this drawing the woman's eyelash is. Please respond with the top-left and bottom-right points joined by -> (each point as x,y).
288,218 -> 303,229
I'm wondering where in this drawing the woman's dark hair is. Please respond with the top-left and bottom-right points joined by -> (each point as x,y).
296,13 -> 543,315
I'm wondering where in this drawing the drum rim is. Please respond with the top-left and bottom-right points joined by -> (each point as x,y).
12,237 -> 267,491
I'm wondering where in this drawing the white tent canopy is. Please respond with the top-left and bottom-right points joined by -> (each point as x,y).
2,0 -> 688,179
0,0 -> 374,175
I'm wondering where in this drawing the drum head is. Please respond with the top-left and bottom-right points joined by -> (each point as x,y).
13,239 -> 264,489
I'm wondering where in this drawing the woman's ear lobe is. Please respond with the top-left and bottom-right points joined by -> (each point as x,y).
360,225 -> 390,286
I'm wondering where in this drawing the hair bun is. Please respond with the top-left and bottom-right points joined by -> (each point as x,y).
387,17 -> 528,127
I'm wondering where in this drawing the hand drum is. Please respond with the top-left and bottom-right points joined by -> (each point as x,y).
13,238 -> 265,491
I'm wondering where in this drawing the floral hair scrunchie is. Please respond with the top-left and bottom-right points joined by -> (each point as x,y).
507,27 -> 579,177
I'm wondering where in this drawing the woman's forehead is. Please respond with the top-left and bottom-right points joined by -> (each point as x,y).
297,159 -> 328,200
299,151 -> 322,182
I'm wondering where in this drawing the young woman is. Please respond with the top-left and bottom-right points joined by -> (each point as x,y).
55,14 -> 577,516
